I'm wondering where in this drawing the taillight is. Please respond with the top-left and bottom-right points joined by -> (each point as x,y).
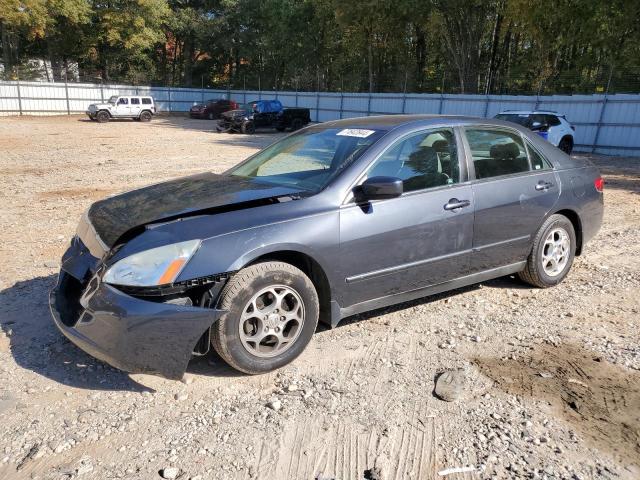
594,176 -> 604,192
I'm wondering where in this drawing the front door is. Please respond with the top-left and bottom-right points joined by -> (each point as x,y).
463,127 -> 561,271
114,97 -> 130,117
339,128 -> 474,307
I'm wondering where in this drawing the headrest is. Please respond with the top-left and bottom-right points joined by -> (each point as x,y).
490,142 -> 520,159
432,140 -> 449,152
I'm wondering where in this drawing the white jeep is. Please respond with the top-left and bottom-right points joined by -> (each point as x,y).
87,96 -> 156,123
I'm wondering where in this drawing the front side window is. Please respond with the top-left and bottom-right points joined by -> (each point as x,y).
118,98 -> 128,105
228,127 -> 386,191
465,128 -> 530,179
366,129 -> 459,193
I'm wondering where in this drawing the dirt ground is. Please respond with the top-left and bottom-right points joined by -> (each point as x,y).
0,115 -> 639,480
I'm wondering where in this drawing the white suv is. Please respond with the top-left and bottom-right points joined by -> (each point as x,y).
87,96 -> 156,123
494,111 -> 575,154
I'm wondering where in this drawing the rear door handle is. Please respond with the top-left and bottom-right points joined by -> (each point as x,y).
535,181 -> 554,191
444,198 -> 471,211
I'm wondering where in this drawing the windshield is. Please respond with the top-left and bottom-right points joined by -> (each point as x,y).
227,127 -> 386,191
108,96 -> 118,105
495,113 -> 531,127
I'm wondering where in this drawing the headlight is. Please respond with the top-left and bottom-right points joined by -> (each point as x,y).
103,240 -> 200,287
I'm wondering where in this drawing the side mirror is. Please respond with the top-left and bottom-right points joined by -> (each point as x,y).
355,176 -> 403,202
531,121 -> 549,132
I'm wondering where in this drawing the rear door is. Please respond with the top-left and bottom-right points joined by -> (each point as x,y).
339,127 -> 474,307
130,97 -> 142,117
463,127 -> 560,272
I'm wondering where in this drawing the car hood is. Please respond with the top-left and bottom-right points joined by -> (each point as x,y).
86,173 -> 306,249
221,108 -> 250,120
88,103 -> 112,109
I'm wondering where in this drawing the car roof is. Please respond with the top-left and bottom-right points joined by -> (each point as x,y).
497,110 -> 561,116
315,114 -> 517,131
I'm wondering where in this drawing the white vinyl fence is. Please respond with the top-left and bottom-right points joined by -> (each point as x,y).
1,80 -> 639,156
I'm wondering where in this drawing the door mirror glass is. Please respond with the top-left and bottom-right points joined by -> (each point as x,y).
355,176 -> 403,201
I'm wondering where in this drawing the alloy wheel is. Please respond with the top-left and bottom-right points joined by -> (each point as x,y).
541,227 -> 570,277
238,285 -> 305,358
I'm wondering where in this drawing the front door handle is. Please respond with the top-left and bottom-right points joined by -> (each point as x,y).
444,198 -> 471,211
535,181 -> 554,191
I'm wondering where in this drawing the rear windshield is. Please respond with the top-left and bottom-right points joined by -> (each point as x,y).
227,127 -> 386,192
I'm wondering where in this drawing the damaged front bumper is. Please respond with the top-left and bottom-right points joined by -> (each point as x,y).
49,240 -> 224,380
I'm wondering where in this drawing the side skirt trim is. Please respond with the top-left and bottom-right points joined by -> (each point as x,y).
337,261 -> 526,323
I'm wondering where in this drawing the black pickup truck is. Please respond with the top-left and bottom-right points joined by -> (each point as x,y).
217,99 -> 311,134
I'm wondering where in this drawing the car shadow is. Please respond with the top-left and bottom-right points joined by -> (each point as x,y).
0,275 -> 153,392
327,274 -> 528,331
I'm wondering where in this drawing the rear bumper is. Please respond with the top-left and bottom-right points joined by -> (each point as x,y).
50,242 -> 224,379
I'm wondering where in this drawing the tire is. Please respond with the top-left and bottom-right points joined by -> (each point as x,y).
96,111 -> 110,123
290,118 -> 304,131
241,121 -> 256,134
518,214 -> 576,288
210,261 -> 319,374
139,111 -> 152,122
559,137 -> 573,155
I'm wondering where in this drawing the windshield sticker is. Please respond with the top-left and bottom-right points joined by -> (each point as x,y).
336,128 -> 376,138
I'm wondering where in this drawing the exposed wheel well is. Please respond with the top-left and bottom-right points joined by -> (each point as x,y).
247,251 -> 332,326
554,209 -> 583,255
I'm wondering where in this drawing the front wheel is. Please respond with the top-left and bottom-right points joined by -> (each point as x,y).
210,261 -> 319,374
519,214 -> 576,288
241,121 -> 256,134
96,111 -> 110,123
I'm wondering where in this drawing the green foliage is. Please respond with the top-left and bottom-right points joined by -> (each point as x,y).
1,0 -> 639,92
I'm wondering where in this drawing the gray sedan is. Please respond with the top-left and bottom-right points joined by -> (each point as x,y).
51,115 -> 604,378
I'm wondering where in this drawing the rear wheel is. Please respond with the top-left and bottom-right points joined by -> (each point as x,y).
519,214 -> 576,288
96,111 -> 110,123
241,121 -> 256,134
290,118 -> 304,131
210,261 -> 319,374
558,137 -> 573,154
139,111 -> 152,122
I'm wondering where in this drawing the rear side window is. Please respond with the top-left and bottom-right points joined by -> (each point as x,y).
130,97 -> 140,105
546,115 -> 561,126
142,98 -> 152,105
526,141 -> 553,170
465,128 -> 530,179
367,128 -> 460,193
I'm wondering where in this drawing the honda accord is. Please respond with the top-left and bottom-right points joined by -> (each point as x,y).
50,115 -> 604,379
